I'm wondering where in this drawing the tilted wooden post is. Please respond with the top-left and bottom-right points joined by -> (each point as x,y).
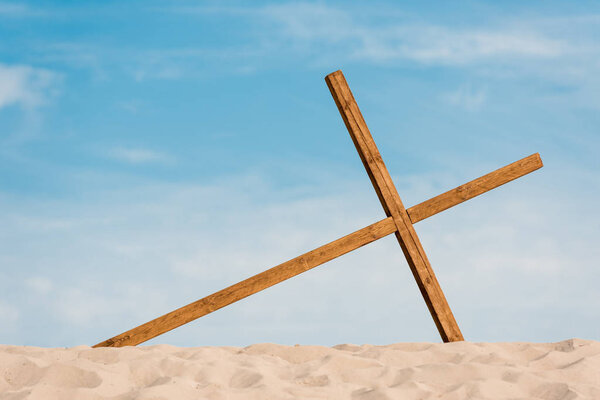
325,70 -> 463,342
93,70 -> 543,347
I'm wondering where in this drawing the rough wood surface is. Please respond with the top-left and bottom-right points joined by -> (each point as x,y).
407,153 -> 543,223
93,152 -> 543,347
94,70 -> 543,348
93,217 -> 398,347
94,152 -> 542,347
325,70 -> 463,342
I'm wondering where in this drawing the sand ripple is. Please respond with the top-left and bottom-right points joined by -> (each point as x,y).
1,338 -> 599,399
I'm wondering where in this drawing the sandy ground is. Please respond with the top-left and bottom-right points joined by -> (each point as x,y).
1,338 -> 599,399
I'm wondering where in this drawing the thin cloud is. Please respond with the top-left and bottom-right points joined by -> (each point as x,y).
0,63 -> 59,109
23,4 -> 590,85
0,164 -> 597,345
108,147 -> 173,165
0,2 -> 55,19
25,276 -> 53,294
442,84 -> 487,111
136,3 -> 567,80
398,29 -> 563,64
261,3 -> 565,64
0,2 -> 41,17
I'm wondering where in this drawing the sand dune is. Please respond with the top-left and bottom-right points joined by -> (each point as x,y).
1,339 -> 599,399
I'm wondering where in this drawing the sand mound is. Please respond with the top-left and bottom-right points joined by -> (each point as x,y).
1,339 -> 599,399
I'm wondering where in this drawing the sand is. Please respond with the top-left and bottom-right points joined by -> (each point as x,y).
1,338 -> 599,399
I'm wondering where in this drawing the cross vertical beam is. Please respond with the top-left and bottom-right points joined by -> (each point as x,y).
325,70 -> 464,342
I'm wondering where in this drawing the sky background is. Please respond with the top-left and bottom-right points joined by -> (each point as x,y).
0,1 -> 598,348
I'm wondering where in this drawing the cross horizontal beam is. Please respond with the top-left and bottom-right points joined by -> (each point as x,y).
408,153 -> 543,223
93,153 -> 542,347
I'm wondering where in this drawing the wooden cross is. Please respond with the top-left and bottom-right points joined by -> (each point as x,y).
94,70 -> 543,347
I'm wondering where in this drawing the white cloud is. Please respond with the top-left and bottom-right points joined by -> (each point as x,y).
399,29 -> 563,64
442,84 -> 487,111
0,63 -> 59,110
28,3 -> 590,93
262,3 -> 352,42
0,162 -> 597,346
137,3 -> 569,82
108,147 -> 173,164
261,3 -> 565,65
252,4 -> 599,109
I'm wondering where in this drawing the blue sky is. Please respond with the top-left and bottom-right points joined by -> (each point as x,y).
0,1 -> 598,347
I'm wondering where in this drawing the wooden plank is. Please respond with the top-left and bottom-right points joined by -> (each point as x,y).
93,217 -> 398,347
93,152 -> 542,348
407,153 -> 543,223
325,70 -> 464,342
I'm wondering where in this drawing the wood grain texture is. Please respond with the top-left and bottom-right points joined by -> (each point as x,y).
94,152 -> 541,348
93,217 -> 397,347
94,70 -> 543,348
407,153 -> 543,223
325,70 -> 463,342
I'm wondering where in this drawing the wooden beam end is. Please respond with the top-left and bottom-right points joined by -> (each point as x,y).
533,152 -> 543,168
325,70 -> 343,82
